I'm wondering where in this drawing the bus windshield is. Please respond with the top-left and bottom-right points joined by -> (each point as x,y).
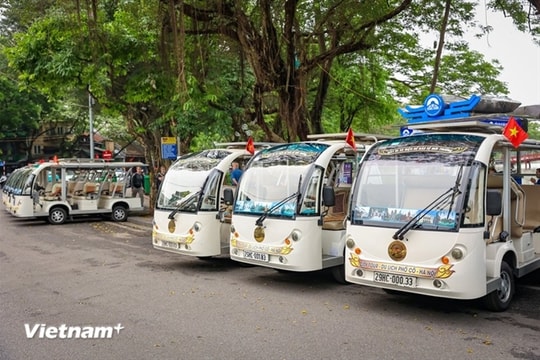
350,134 -> 484,231
156,149 -> 232,210
14,167 -> 34,195
234,143 -> 329,217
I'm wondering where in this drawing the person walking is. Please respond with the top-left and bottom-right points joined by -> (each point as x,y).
131,166 -> 145,207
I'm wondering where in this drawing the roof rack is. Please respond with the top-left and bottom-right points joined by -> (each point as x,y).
399,94 -> 539,135
406,115 -> 514,133
307,132 -> 392,143
213,142 -> 280,149
61,158 -> 108,163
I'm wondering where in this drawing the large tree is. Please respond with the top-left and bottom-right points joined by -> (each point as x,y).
0,46 -> 55,162
3,0 -> 537,151
179,0 -> 415,141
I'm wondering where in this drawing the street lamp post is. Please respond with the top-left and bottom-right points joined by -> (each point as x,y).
88,90 -> 95,159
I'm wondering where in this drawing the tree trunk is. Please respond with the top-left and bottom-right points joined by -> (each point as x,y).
430,0 -> 452,94
277,70 -> 310,141
310,60 -> 332,135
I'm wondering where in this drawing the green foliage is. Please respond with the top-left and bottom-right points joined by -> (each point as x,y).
375,1 -> 509,105
437,43 -> 507,96
5,9 -> 86,97
527,121 -> 540,140
1,0 -> 538,153
0,50 -> 50,139
318,54 -> 399,135
488,0 -> 540,43
164,42 -> 256,144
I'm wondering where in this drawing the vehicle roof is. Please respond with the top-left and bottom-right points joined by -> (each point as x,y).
307,132 -> 393,143
30,159 -> 147,170
404,118 -> 540,150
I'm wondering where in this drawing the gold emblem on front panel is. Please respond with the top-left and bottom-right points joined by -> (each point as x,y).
253,226 -> 265,243
168,219 -> 176,233
388,240 -> 407,261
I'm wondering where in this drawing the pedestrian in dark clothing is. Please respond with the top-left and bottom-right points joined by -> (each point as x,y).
131,166 -> 145,207
155,165 -> 166,190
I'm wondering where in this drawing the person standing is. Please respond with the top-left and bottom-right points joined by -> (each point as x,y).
131,166 -> 145,207
531,168 -> 540,185
230,161 -> 243,186
155,165 -> 166,190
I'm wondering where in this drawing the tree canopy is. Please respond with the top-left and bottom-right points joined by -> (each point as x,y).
1,0 -> 538,151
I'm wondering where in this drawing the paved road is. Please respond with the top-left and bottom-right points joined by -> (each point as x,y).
1,210 -> 539,360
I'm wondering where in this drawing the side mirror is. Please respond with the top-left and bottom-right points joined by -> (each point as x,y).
322,186 -> 335,207
223,188 -> 234,206
486,190 -> 502,216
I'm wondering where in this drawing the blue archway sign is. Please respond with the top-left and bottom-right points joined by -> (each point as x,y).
398,94 -> 482,123
398,94 -> 526,133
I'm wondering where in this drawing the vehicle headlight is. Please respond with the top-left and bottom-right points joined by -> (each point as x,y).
290,229 -> 302,242
451,246 -> 465,260
346,236 -> 355,249
193,221 -> 202,232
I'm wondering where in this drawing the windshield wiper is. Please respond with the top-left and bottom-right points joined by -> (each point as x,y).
168,190 -> 201,219
446,164 -> 463,220
393,166 -> 463,240
392,189 -> 452,240
255,192 -> 300,226
255,175 -> 302,226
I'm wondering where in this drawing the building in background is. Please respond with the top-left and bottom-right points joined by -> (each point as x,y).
0,122 -> 145,173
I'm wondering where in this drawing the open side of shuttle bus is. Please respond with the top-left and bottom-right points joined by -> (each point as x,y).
3,159 -> 146,224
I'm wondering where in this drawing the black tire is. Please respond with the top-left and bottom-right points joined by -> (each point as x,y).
331,265 -> 347,284
330,249 -> 348,284
483,261 -> 515,312
111,205 -> 128,222
48,207 -> 67,225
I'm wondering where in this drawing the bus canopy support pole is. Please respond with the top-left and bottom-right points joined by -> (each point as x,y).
89,89 -> 95,160
502,147 -> 511,235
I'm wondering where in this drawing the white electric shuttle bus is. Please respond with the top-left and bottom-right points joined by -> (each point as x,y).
3,159 -> 146,224
2,166 -> 29,211
152,143 -> 268,258
344,94 -> 540,311
225,133 -> 388,282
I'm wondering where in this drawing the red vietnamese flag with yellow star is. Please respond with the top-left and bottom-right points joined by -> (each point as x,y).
345,128 -> 356,151
503,117 -> 528,148
246,136 -> 255,155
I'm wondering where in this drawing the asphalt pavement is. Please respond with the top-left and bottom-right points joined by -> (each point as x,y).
2,193 -> 539,360
128,194 -> 154,227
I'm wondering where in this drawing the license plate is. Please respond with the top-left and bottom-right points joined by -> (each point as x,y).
161,240 -> 179,249
373,272 -> 416,288
243,250 -> 268,262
